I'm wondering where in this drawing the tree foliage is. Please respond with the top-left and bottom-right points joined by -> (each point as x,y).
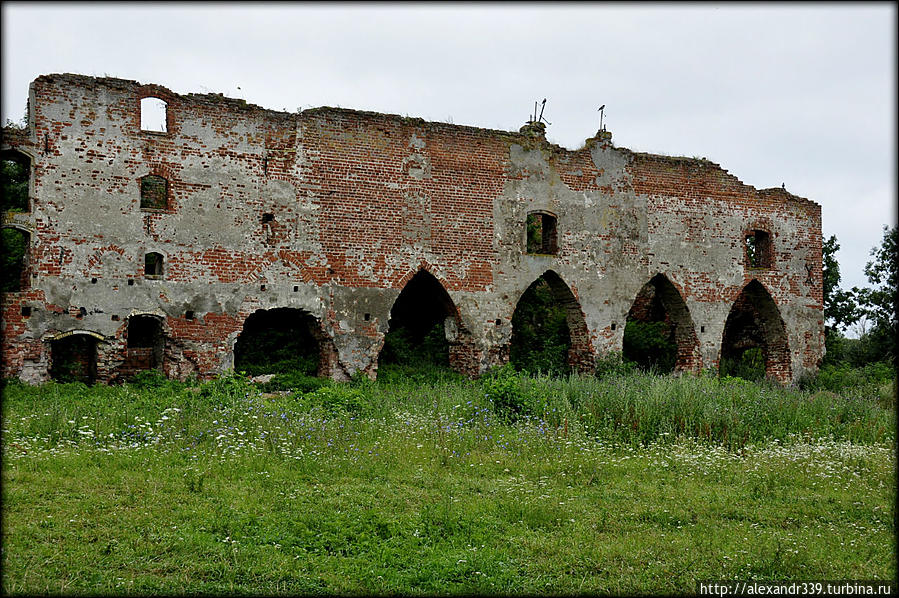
1,228 -> 28,293
233,310 -> 320,376
510,278 -> 571,376
1,157 -> 29,212
822,235 -> 859,331
854,226 -> 898,331
824,226 -> 898,368
622,320 -> 677,373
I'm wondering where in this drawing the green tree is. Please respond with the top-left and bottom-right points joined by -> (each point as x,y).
510,278 -> 571,376
1,228 -> 28,293
1,157 -> 29,212
822,235 -> 859,330
821,235 -> 860,365
851,225 -> 897,365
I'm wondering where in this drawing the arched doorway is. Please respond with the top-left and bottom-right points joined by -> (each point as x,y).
49,333 -> 100,384
720,280 -> 791,382
510,270 -> 593,375
1,149 -> 30,212
623,274 -> 700,374
122,315 -> 165,377
378,269 -> 464,371
234,308 -> 326,376
1,227 -> 30,292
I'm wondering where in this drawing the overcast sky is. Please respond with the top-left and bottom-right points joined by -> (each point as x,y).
2,3 -> 895,303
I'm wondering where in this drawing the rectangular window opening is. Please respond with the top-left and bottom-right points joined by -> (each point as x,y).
140,175 -> 168,210
745,230 -> 773,268
526,212 -> 558,255
140,97 -> 168,133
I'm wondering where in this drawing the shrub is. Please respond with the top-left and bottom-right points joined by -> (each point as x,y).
380,323 -> 449,367
510,278 -> 571,377
719,347 -> 765,381
594,352 -> 639,379
306,384 -> 368,415
258,370 -> 330,393
482,364 -> 532,422
622,320 -> 677,373
130,369 -> 170,389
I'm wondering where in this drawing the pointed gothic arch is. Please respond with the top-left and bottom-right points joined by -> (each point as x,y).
623,273 -> 700,373
720,279 -> 791,383
510,270 -> 594,375
377,268 -> 475,375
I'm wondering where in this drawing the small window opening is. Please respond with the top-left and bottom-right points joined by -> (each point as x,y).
185,310 -> 195,320
140,175 -> 168,210
91,277 -> 97,284
262,213 -> 275,224
112,315 -> 120,321
745,230 -> 773,268
144,252 -> 164,277
700,325 -> 706,334
364,313 -> 371,321
21,306 -> 31,317
611,322 -> 617,331
140,97 -> 168,133
127,279 -> 135,286
293,285 -> 299,292
1,151 -> 31,212
526,212 -> 558,255
260,284 -> 266,291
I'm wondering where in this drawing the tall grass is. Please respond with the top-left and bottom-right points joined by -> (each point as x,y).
2,367 -> 895,594
3,366 -> 893,457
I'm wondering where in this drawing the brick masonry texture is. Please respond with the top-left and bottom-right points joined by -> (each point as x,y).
1,74 -> 824,384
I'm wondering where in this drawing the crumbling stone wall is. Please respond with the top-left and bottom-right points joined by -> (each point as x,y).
1,74 -> 823,384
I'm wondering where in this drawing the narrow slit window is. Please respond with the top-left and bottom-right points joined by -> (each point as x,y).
140,175 -> 168,210
140,97 -> 168,132
144,252 -> 164,277
745,230 -> 773,268
526,212 -> 558,255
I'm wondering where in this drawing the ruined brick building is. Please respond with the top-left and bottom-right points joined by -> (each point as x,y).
1,74 -> 824,385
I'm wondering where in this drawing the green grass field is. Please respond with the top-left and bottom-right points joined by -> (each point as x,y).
2,367 -> 896,595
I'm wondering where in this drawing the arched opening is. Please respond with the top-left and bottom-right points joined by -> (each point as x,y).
234,308 -> 324,376
140,97 -> 168,133
140,175 -> 168,210
379,270 -> 461,370
510,270 -> 593,375
720,280 -> 791,383
1,150 -> 30,212
50,334 -> 99,384
623,274 -> 700,374
122,315 -> 165,377
1,227 -> 30,292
